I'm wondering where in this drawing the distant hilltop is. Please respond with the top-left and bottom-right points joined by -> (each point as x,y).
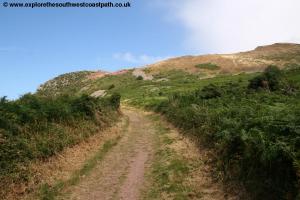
146,43 -> 300,75
38,43 -> 300,95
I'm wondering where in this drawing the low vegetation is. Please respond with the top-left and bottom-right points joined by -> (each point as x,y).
0,93 -> 121,197
150,66 -> 300,199
195,63 -> 220,70
37,71 -> 92,97
143,115 -> 194,199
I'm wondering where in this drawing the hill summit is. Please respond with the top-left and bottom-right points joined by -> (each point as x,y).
146,43 -> 300,75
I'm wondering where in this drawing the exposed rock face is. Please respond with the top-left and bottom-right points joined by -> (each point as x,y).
132,69 -> 153,80
90,90 -> 107,98
154,78 -> 169,82
111,69 -> 129,75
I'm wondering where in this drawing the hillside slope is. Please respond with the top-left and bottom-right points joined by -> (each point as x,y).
37,43 -> 300,97
146,43 -> 300,75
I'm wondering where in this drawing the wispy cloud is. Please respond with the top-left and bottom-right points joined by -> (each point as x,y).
113,52 -> 170,65
157,0 -> 300,53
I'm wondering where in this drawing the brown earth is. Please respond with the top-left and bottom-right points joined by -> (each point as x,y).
87,71 -> 109,80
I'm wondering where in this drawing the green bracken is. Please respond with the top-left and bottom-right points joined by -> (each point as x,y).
151,66 -> 300,200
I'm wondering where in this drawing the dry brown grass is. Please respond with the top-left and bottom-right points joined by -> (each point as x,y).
146,43 -> 300,76
4,117 -> 126,200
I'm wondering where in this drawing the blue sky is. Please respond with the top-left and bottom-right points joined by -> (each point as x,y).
1,0 -> 300,99
0,1 -> 188,99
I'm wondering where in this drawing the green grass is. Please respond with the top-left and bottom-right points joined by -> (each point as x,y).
36,68 -> 258,110
142,114 -> 196,200
195,63 -> 220,70
89,70 -> 257,108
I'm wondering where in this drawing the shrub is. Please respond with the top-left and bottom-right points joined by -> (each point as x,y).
197,84 -> 222,99
195,63 -> 220,70
109,93 -> 121,109
108,84 -> 115,90
248,65 -> 282,91
136,76 -> 143,80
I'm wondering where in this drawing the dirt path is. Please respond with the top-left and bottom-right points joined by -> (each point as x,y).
55,108 -> 242,200
65,108 -> 156,200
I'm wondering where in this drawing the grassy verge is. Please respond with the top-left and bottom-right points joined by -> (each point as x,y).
142,114 -> 200,200
36,117 -> 129,200
38,136 -> 121,200
37,115 -> 129,200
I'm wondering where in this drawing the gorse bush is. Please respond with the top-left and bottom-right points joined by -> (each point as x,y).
110,93 -> 121,109
136,75 -> 143,80
154,68 -> 300,199
0,93 -> 121,188
196,84 -> 222,99
248,65 -> 283,91
108,84 -> 115,90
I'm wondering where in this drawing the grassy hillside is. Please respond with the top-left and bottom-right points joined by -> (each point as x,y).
37,71 -> 93,97
37,43 -> 300,100
0,93 -> 121,198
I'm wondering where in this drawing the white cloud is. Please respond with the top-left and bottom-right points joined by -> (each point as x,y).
113,52 -> 169,65
158,0 -> 300,53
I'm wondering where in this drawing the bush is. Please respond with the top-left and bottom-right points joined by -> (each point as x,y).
109,93 -> 121,109
108,84 -> 115,90
248,65 -> 282,91
136,76 -> 143,80
195,63 -> 220,70
197,84 -> 222,99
